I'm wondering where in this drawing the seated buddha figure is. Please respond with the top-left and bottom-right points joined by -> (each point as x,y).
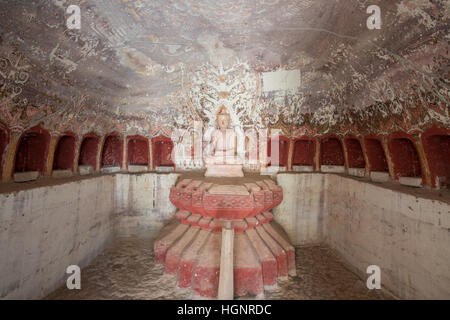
204,107 -> 244,177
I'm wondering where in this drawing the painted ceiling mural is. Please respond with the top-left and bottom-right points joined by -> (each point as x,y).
0,0 -> 448,139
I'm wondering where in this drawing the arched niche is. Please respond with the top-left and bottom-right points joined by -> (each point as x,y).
152,136 -> 174,169
53,133 -> 76,171
267,136 -> 290,168
320,136 -> 345,166
344,137 -> 365,168
292,138 -> 315,168
421,127 -> 450,188
78,134 -> 100,171
0,125 -> 9,178
364,136 -> 388,172
14,126 -> 50,175
101,132 -> 123,168
388,132 -> 422,179
127,135 -> 149,166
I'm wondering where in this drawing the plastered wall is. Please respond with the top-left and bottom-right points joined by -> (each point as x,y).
0,176 -> 116,299
275,172 -> 450,299
0,172 -> 448,300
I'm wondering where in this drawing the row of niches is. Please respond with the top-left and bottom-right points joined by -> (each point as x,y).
0,125 -> 448,189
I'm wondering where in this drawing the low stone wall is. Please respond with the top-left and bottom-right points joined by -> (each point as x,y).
276,172 -> 450,299
273,173 -> 327,245
0,176 -> 116,299
325,174 -> 450,299
113,173 -> 179,238
1,172 -> 448,299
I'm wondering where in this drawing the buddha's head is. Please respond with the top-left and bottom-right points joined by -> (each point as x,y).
216,106 -> 231,130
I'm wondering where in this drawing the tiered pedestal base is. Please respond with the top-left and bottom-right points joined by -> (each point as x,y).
154,174 -> 296,299
154,211 -> 296,298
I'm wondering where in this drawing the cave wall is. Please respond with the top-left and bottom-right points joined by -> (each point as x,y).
275,172 -> 450,299
0,176 -> 116,299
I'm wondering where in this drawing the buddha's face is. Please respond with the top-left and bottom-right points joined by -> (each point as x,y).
217,114 -> 230,130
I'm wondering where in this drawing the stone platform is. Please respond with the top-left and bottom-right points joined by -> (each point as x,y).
154,176 -> 296,298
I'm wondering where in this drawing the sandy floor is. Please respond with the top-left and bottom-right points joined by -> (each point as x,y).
46,236 -> 393,300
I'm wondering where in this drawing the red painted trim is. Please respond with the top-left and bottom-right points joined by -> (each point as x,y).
319,135 -> 345,168
363,135 -> 389,172
0,125 -> 10,178
344,135 -> 366,169
292,137 -> 316,169
387,131 -> 425,183
421,126 -> 450,187
78,133 -> 100,171
53,132 -> 77,171
126,135 -> 150,168
100,132 -> 124,169
152,135 -> 175,170
12,125 -> 51,176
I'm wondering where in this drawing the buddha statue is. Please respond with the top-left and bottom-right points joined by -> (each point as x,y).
204,107 -> 244,177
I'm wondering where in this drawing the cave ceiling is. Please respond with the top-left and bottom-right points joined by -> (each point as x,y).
0,0 -> 448,133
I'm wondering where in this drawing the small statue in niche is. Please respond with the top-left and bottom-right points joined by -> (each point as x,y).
204,106 -> 244,177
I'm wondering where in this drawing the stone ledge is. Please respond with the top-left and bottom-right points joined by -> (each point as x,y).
399,176 -> 423,188
292,165 -> 314,172
370,171 -> 390,183
127,165 -> 148,173
52,169 -> 73,179
321,165 -> 345,173
14,171 -> 40,183
348,168 -> 365,177
79,165 -> 94,176
101,166 -> 121,174
156,166 -> 175,173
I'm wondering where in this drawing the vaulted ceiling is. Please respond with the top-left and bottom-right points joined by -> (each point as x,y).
0,0 -> 448,131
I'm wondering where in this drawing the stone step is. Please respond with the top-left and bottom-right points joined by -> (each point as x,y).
154,223 -> 189,264
245,229 -> 278,288
193,232 -> 222,297
164,226 -> 200,275
263,223 -> 296,277
255,226 -> 288,279
233,234 -> 264,297
178,229 -> 211,289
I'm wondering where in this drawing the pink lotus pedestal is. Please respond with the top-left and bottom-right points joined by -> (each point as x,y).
154,175 -> 296,298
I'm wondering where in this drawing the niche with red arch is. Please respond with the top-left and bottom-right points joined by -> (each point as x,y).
0,125 -> 9,178
267,136 -> 290,168
127,135 -> 149,167
152,136 -> 174,169
101,133 -> 123,168
388,133 -> 422,180
421,127 -> 450,188
364,136 -> 388,172
78,133 -> 100,170
14,126 -> 50,175
292,138 -> 316,168
344,137 -> 365,168
320,137 -> 345,166
53,133 -> 76,171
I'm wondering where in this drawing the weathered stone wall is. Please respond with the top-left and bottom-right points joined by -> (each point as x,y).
273,173 -> 327,245
1,172 -> 448,299
325,174 -> 450,300
114,173 -> 179,238
0,176 -> 116,299
276,172 -> 450,299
